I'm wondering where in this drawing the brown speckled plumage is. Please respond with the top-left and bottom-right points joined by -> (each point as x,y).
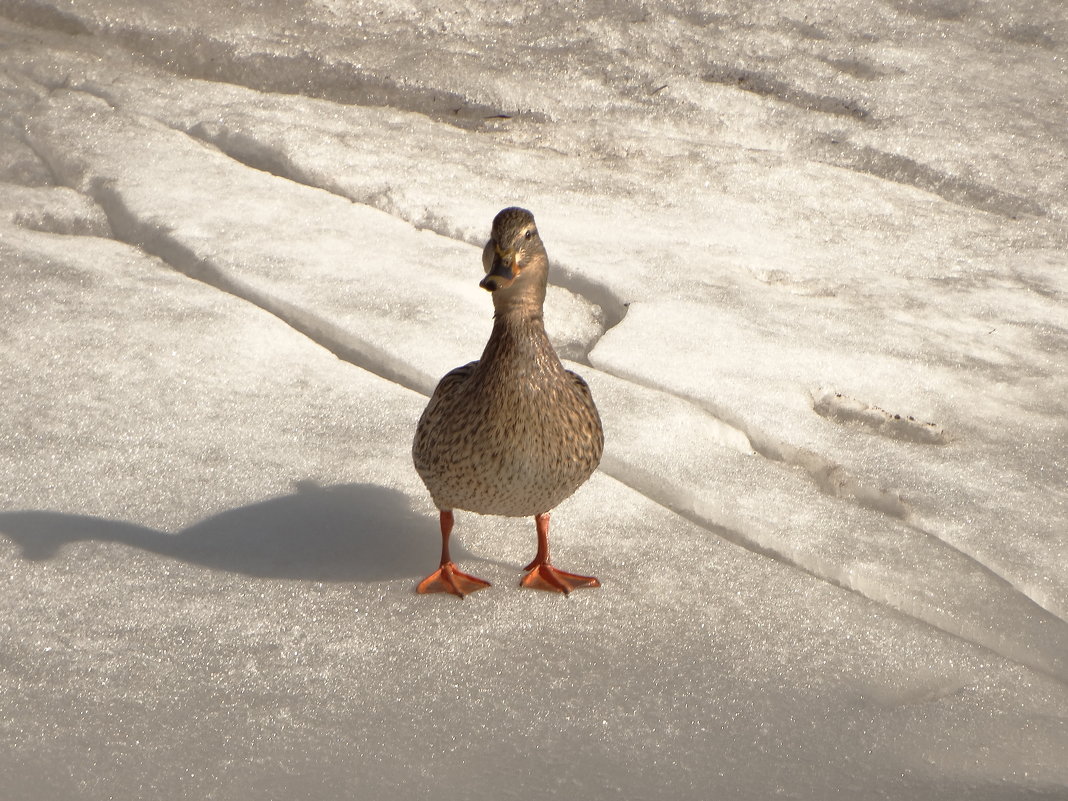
412,207 -> 603,596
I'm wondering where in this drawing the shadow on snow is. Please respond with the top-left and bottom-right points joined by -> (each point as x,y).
0,481 -> 451,583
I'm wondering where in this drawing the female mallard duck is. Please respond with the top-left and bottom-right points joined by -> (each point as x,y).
412,207 -> 603,597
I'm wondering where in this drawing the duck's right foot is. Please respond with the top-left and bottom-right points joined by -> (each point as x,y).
417,562 -> 491,598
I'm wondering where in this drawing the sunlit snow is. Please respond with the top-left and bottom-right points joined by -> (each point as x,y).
1,1 -> 1066,799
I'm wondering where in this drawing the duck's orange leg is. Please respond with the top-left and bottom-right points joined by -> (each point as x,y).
417,510 -> 491,598
521,513 -> 600,594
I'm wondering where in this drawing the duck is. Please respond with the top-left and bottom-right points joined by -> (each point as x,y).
412,207 -> 604,597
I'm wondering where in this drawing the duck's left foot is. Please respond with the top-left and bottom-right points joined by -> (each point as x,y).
520,563 -> 601,594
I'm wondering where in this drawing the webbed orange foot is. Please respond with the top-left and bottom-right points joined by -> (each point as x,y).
417,562 -> 491,598
416,568 -> 491,598
520,563 -> 600,594
417,510 -> 490,598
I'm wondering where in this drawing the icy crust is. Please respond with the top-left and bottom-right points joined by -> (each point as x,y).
3,226 -> 1065,800
1,0 -> 1065,221
18,90 -> 602,392
3,16 -> 1064,324
590,300 -> 1068,625
583,366 -> 1068,679
0,182 -> 111,235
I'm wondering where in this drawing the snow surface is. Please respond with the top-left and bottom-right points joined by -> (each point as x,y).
1,1 -> 1066,799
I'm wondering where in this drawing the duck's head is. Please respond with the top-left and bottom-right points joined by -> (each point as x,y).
480,207 -> 548,310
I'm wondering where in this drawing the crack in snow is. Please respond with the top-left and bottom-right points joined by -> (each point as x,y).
597,454 -> 1068,686
92,181 -> 433,396
586,359 -> 1068,647
810,137 -> 1049,220
590,361 -> 913,520
16,103 -> 434,394
179,120 -> 628,362
703,63 -> 874,121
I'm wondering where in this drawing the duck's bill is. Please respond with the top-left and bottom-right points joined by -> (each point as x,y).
479,256 -> 518,292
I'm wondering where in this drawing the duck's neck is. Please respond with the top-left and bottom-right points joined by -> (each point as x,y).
479,306 -> 564,379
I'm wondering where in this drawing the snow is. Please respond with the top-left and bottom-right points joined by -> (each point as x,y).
1,1 -> 1066,799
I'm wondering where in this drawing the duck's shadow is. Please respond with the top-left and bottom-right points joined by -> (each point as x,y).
0,481 -> 452,583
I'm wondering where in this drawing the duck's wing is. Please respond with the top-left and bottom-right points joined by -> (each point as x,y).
413,361 -> 479,467
429,360 -> 479,403
564,368 -> 605,455
565,368 -> 596,404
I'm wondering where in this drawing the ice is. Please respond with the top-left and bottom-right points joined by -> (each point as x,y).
591,296 -> 1067,623
584,365 -> 1067,678
0,183 -> 111,235
1,1 -> 1066,799
17,88 -> 601,392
